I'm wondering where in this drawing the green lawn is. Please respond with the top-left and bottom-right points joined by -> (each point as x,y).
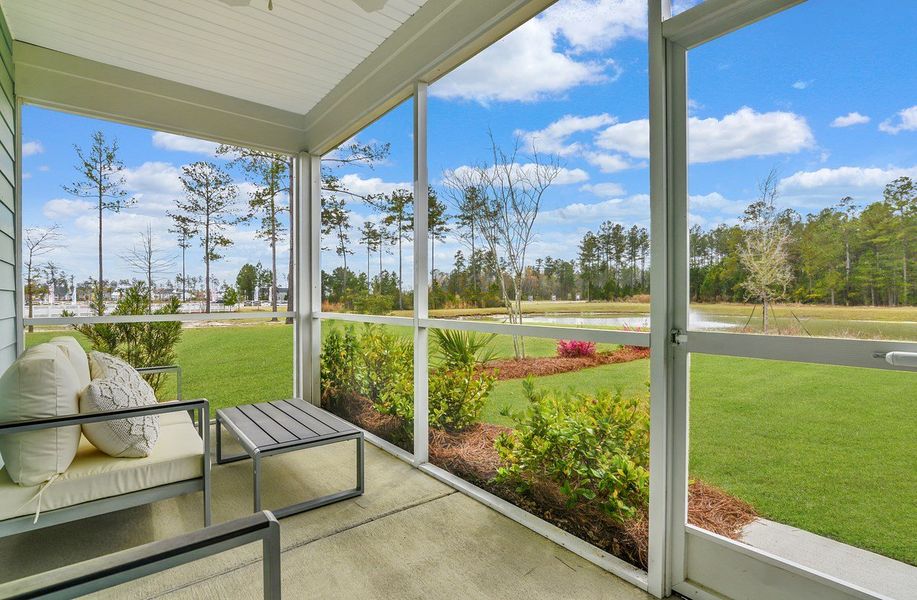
25,323 -> 915,565
26,324 -> 294,413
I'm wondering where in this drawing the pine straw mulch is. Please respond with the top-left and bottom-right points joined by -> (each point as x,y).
325,390 -> 756,570
428,422 -> 756,570
486,346 -> 651,380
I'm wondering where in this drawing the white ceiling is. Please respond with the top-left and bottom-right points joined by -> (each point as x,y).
1,0 -> 428,114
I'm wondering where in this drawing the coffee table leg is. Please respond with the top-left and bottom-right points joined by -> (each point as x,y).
216,416 -> 223,464
356,436 -> 365,494
253,450 -> 262,512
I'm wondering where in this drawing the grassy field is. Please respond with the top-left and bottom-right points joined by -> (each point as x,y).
483,354 -> 915,565
25,320 -> 915,565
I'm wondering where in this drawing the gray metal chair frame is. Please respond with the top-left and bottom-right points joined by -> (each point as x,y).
0,510 -> 280,600
0,390 -> 211,538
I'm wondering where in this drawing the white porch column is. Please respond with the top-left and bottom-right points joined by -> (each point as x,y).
294,152 -> 322,404
412,81 -> 429,464
647,0 -> 690,596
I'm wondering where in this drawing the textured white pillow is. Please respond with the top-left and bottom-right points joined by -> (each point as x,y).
50,336 -> 91,391
0,344 -> 81,485
81,352 -> 160,458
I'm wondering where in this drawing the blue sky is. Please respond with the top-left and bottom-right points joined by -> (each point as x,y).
21,0 -> 917,287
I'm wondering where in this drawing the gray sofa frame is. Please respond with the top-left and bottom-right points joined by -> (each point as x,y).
0,510 -> 279,600
0,364 -> 210,538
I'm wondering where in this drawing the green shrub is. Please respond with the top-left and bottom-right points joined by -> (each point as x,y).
427,329 -> 498,432
72,283 -> 182,396
429,365 -> 496,432
356,324 -> 414,424
320,325 -> 359,396
495,379 -> 650,523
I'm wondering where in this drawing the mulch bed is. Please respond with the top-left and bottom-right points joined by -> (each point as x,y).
486,346 -> 651,380
326,390 -> 757,571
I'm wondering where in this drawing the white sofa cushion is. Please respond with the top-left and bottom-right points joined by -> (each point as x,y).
50,336 -> 91,391
0,410 -> 202,521
80,352 -> 160,458
0,344 -> 81,486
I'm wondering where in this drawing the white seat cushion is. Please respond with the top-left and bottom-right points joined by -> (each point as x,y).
81,352 -> 160,458
0,410 -> 203,521
0,344 -> 81,486
50,337 -> 91,391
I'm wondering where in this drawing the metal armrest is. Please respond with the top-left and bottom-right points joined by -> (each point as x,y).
0,510 -> 280,600
136,365 -> 183,400
0,399 -> 209,435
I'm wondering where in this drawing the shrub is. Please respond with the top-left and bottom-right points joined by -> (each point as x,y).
429,365 -> 497,432
556,339 -> 597,358
427,329 -> 498,432
71,283 -> 182,395
495,379 -> 649,523
320,325 -> 359,396
356,324 -> 414,427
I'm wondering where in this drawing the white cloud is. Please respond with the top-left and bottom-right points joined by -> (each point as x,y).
38,165 -> 51,172
791,80 -> 813,90
540,0 -> 646,54
581,182 -> 626,197
122,161 -> 183,196
779,165 -> 917,191
336,173 -> 411,199
42,198 -> 93,219
448,163 -> 589,186
152,132 -> 220,156
595,107 -> 814,163
431,18 -> 605,103
878,105 -> 917,134
516,113 -> 617,156
583,152 -> 641,173
830,112 -> 870,128
689,192 -> 733,210
23,141 -> 44,157
594,119 -> 650,158
539,193 -> 649,224
431,0 -> 649,104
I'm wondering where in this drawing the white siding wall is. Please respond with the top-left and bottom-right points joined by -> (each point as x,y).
0,7 -> 15,372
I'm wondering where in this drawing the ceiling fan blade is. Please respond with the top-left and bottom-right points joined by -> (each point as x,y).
351,0 -> 388,12
217,0 -> 253,6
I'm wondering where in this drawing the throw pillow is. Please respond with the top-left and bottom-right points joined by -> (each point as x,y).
81,352 -> 160,458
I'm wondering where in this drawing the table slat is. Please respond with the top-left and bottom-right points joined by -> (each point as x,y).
237,404 -> 297,444
287,398 -> 353,434
221,407 -> 276,448
257,402 -> 319,439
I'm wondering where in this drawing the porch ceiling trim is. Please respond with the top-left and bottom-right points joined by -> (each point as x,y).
14,41 -> 306,155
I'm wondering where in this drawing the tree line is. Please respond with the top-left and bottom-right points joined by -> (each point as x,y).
691,175 -> 915,309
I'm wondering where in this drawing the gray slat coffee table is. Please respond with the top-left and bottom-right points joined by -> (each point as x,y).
216,399 -> 364,518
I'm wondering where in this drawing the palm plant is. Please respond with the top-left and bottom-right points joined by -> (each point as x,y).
431,329 -> 497,370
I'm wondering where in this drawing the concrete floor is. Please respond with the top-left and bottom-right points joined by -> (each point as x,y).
0,437 -> 650,600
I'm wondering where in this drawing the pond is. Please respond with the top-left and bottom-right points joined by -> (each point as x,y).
467,311 -> 917,341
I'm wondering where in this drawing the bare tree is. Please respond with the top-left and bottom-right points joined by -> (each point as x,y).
739,169 -> 794,333
24,225 -> 62,332
122,224 -> 176,310
444,135 -> 560,358
63,131 -> 135,312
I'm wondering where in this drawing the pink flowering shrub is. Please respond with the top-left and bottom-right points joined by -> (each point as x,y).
556,339 -> 597,358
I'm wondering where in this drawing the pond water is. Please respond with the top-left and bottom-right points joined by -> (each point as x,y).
467,311 -> 917,341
